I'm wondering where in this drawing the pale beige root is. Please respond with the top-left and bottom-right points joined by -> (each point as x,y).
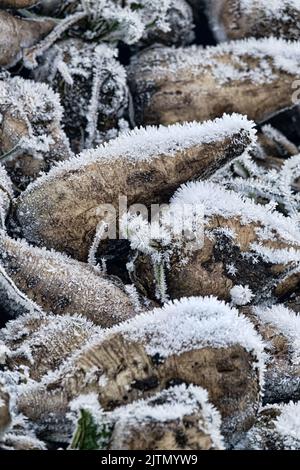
0,10 -> 55,68
205,0 -> 300,42
241,305 -> 300,405
0,165 -> 13,230
0,312 -> 101,381
0,76 -> 72,190
0,383 -> 11,436
16,297 -> 264,445
0,233 -> 136,327
238,402 -> 300,450
128,39 -> 300,126
125,181 -> 300,304
15,114 -> 255,260
107,385 -> 224,450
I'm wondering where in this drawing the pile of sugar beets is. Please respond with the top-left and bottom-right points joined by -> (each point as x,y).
1,0 -> 300,451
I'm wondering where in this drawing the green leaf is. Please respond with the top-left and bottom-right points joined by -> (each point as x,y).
70,409 -> 112,450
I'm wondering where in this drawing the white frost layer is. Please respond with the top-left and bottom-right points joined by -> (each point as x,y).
61,0 -> 194,45
0,311 -> 100,365
240,0 -> 300,17
276,401 -> 300,450
206,0 -> 300,42
254,305 -> 300,365
111,384 -> 224,449
230,285 -> 254,306
69,392 -> 104,424
23,113 -> 256,194
112,296 -> 265,364
172,181 -> 300,245
0,76 -> 63,122
0,166 -> 13,198
0,165 -> 13,229
0,233 -> 134,322
210,152 -> 300,220
0,344 -> 9,365
130,37 -> 300,84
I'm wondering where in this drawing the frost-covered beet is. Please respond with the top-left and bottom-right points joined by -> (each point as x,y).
15,114 -> 255,261
130,0 -> 195,47
34,39 -> 129,153
128,38 -> 300,126
205,0 -> 300,42
0,166 -> 13,230
16,297 -> 264,445
70,386 -> 224,450
23,0 -> 195,68
239,403 -> 300,450
0,10 -> 55,69
0,233 -> 136,327
108,386 -> 224,450
243,305 -> 300,405
0,312 -> 101,381
0,263 -> 44,320
32,0 -> 195,48
0,76 -> 72,190
0,383 -> 11,436
126,181 -> 300,304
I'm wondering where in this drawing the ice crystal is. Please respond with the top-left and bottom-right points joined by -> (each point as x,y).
275,401 -> 300,450
230,285 -> 254,306
211,152 -> 300,220
172,181 -> 300,247
254,305 -> 300,365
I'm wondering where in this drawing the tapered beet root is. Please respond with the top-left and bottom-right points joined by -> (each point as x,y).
14,114 -> 256,260
0,233 -> 136,327
205,0 -> 300,42
128,38 -> 300,126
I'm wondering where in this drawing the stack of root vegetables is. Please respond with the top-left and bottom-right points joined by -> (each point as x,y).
1,0 -> 300,450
